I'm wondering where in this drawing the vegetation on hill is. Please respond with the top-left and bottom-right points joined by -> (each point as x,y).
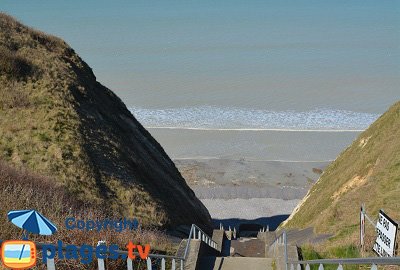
283,101 -> 400,251
0,160 -> 174,270
0,13 -> 211,229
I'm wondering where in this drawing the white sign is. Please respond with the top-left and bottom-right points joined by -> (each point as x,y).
373,210 -> 398,257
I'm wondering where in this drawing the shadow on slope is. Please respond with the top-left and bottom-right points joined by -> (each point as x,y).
212,215 -> 289,231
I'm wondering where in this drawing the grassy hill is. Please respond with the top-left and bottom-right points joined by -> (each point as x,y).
0,13 -> 211,229
283,101 -> 400,249
0,160 -> 174,270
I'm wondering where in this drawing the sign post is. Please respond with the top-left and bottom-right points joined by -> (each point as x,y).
373,210 -> 398,257
360,205 -> 365,250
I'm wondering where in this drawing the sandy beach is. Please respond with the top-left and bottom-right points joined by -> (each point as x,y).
144,127 -> 363,226
174,158 -> 329,225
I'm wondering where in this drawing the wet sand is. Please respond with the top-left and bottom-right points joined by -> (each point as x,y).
175,158 -> 329,220
149,128 -> 360,161
147,128 -> 359,223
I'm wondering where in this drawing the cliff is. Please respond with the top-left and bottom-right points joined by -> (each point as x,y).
0,13 -> 211,229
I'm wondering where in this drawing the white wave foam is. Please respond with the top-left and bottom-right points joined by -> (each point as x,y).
129,106 -> 379,131
146,126 -> 364,132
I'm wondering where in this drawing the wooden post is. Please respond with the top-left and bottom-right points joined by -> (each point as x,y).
360,204 -> 365,252
97,258 -> 105,270
97,241 -> 106,270
127,258 -> 133,270
161,258 -> 165,270
146,257 -> 152,270
46,251 -> 56,270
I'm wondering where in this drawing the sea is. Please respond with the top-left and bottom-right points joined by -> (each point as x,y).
3,0 -> 400,162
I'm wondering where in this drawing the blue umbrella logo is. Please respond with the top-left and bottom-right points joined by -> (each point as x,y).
8,210 -> 57,236
7,210 -> 57,262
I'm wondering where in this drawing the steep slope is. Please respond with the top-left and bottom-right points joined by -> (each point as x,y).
0,13 -> 211,229
0,160 -> 173,252
283,101 -> 400,243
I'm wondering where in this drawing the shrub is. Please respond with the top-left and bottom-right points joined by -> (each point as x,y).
0,46 -> 35,80
0,160 -> 175,270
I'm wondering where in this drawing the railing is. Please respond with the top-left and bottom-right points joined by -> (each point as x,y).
279,231 -> 400,270
25,241 -> 185,270
288,257 -> 400,270
269,230 -> 288,270
270,230 -> 286,246
0,224 -> 218,270
183,224 -> 218,259
268,230 -> 287,254
219,224 -> 237,240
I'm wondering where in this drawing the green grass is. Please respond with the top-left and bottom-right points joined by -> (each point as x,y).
0,160 -> 176,270
301,245 -> 360,270
0,12 -> 212,229
271,259 -> 277,270
283,101 -> 400,251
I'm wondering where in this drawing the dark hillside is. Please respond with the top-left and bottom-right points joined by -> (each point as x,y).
0,13 -> 211,229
